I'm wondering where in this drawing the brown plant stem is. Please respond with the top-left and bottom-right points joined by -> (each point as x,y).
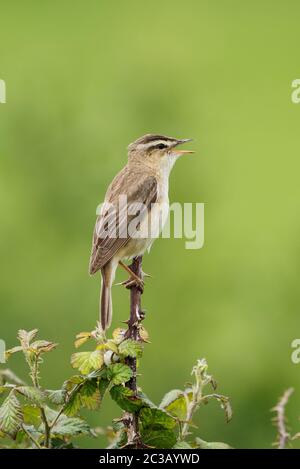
272,387 -> 294,449
30,353 -> 51,448
124,255 -> 145,448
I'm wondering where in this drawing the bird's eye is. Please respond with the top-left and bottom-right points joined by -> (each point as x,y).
157,143 -> 167,150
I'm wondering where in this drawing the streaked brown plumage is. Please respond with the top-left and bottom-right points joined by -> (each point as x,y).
89,134 -> 193,330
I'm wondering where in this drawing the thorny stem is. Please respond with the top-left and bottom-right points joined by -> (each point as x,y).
124,256 -> 145,448
181,363 -> 202,439
29,353 -> 51,448
272,387 -> 294,449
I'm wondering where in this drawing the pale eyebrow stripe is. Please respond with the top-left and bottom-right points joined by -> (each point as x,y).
137,139 -> 172,150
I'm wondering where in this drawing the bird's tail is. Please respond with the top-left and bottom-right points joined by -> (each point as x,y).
100,261 -> 117,331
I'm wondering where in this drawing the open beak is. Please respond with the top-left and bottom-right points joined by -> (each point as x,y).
172,138 -> 195,155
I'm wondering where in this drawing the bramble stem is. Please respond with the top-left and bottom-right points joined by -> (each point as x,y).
124,256 -> 144,448
273,387 -> 294,449
29,353 -> 51,448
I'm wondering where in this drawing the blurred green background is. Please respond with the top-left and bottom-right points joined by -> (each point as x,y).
1,0 -> 300,449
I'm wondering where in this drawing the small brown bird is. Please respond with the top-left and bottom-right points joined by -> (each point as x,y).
89,134 -> 194,330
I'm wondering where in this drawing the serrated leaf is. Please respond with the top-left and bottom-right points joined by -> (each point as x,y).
30,340 -> 58,353
99,379 -> 110,399
17,329 -> 38,348
112,328 -> 126,344
52,417 -> 91,436
64,391 -> 82,416
118,339 -> 143,358
79,379 -> 101,410
107,364 -> 133,385
160,389 -> 187,421
173,441 -> 192,448
62,375 -> 85,393
220,397 -> 232,423
139,325 -> 150,343
0,384 -> 15,395
0,369 -> 26,386
160,389 -> 184,408
74,332 -> 91,349
64,379 -> 101,415
43,408 -> 91,437
109,430 -> 128,449
23,424 -> 43,442
139,407 -> 176,430
23,405 -> 41,426
137,391 -> 156,409
203,394 -> 232,423
110,385 -> 144,413
105,340 -> 119,354
141,426 -> 176,449
194,437 -> 232,449
46,389 -> 66,405
0,391 -> 23,438
5,346 -> 23,360
70,350 -> 103,374
16,386 -> 46,405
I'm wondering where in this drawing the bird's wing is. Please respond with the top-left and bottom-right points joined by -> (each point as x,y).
89,168 -> 157,274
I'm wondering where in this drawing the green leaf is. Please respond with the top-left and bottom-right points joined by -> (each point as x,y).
141,427 -> 176,449
194,437 -> 232,449
62,375 -> 85,392
0,368 -> 26,386
106,364 -> 133,385
64,379 -> 101,416
139,407 -> 177,449
43,408 -> 91,437
17,329 -> 38,348
52,416 -> 91,437
173,441 -> 192,449
16,386 -> 46,405
0,384 -> 15,395
74,332 -> 92,349
46,389 -> 66,405
139,407 -> 176,430
23,405 -> 41,426
5,346 -> 23,359
99,378 -> 110,399
110,385 -> 144,413
118,339 -> 143,358
112,328 -> 126,344
202,394 -> 233,423
160,389 -> 187,421
79,379 -> 101,410
0,391 -> 23,438
30,340 -> 58,353
64,391 -> 82,416
139,325 -> 150,343
71,351 -> 103,374
137,391 -> 156,409
108,429 -> 128,449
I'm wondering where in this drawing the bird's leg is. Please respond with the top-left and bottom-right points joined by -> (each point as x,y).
116,260 -> 144,292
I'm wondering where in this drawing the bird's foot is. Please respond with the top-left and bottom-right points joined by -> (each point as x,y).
114,276 -> 144,293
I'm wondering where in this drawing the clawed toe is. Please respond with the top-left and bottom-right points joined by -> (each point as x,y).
114,276 -> 144,293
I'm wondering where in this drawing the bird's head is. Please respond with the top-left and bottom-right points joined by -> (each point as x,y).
127,134 -> 194,171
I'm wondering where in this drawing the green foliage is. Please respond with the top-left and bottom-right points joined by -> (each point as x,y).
118,339 -> 143,358
110,386 -> 144,413
70,351 -> 103,375
0,328 -> 232,449
106,364 -> 133,385
0,391 -> 23,438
